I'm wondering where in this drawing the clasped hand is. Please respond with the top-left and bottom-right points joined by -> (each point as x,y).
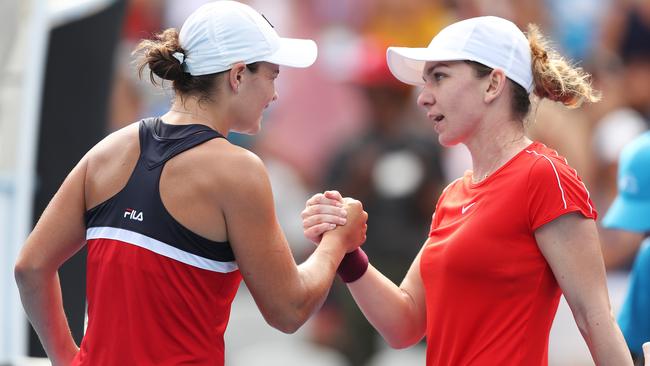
301,190 -> 367,252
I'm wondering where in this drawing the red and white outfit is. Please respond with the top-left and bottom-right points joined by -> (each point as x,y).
72,118 -> 241,365
421,142 -> 596,365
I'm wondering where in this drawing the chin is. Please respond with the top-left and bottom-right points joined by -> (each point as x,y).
437,134 -> 452,147
248,122 -> 262,135
232,121 -> 262,135
438,135 -> 461,147
234,128 -> 260,136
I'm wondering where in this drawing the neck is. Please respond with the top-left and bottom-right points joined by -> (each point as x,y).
465,117 -> 531,183
162,98 -> 230,136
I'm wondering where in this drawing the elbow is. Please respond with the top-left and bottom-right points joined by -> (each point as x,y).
384,333 -> 422,349
261,303 -> 311,334
267,319 -> 301,334
380,317 -> 425,349
573,305 -> 616,339
14,257 -> 33,287
264,310 -> 308,334
14,255 -> 48,290
254,278 -> 321,334
386,339 -> 413,350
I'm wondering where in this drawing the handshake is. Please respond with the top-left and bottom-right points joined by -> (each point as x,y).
301,190 -> 368,254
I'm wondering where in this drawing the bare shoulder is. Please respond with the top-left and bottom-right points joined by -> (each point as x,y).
85,121 -> 141,174
191,139 -> 272,207
84,122 -> 141,209
87,122 -> 140,162
199,139 -> 268,185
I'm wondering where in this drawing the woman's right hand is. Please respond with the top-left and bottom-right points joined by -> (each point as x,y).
301,190 -> 348,244
323,197 -> 368,253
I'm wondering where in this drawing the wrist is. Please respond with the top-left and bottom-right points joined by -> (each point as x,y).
337,248 -> 369,283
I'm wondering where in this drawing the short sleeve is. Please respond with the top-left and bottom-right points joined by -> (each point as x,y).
428,212 -> 437,235
527,155 -> 597,231
428,179 -> 455,236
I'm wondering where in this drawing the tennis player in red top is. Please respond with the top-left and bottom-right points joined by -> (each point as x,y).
303,16 -> 633,366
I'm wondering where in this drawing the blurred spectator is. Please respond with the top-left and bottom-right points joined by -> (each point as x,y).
447,0 -> 547,28
602,131 -> 650,365
593,108 -> 647,268
600,0 -> 650,120
313,37 -> 446,366
592,0 -> 650,269
545,0 -> 611,61
362,0 -> 454,47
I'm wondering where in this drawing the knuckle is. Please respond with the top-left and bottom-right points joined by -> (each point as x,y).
304,217 -> 315,227
308,194 -> 322,204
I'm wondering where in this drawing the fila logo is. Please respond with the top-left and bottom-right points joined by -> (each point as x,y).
123,208 -> 144,222
461,202 -> 476,215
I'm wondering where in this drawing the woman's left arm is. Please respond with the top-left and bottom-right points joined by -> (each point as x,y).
535,212 -> 633,366
14,157 -> 88,365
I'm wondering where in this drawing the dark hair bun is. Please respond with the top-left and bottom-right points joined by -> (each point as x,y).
135,28 -> 188,84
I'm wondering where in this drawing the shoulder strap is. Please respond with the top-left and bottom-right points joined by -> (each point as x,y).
139,117 -> 224,170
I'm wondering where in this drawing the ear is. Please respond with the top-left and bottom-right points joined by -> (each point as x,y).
228,62 -> 247,93
484,68 -> 507,104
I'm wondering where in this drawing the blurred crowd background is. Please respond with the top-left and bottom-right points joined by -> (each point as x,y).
2,0 -> 650,365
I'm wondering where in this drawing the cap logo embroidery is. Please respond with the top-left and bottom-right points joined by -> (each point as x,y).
261,14 -> 274,28
620,175 -> 639,195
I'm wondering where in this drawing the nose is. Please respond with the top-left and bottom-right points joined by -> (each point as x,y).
417,87 -> 434,109
272,91 -> 279,102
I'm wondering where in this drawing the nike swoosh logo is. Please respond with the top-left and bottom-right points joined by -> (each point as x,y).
461,202 -> 476,214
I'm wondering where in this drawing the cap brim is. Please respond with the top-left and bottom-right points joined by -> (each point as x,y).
265,37 -> 317,68
602,196 -> 650,232
386,46 -> 467,85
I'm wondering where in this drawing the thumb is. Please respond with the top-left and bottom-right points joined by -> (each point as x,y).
643,342 -> 650,366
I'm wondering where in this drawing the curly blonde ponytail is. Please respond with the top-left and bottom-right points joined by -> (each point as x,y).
527,24 -> 600,108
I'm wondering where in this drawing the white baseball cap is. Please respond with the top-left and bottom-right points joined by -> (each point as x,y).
386,16 -> 533,92
177,1 -> 317,76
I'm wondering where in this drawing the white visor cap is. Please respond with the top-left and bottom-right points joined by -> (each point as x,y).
387,16 -> 533,93
178,1 -> 317,76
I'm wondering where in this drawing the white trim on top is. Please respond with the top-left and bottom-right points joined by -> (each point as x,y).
86,226 -> 239,273
526,150 -> 567,209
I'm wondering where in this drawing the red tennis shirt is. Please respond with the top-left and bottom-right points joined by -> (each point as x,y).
421,142 -> 596,365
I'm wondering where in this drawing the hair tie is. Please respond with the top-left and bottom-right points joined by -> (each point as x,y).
172,51 -> 185,65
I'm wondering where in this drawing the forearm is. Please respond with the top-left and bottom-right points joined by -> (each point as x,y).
292,236 -> 346,323
576,309 -> 633,365
15,270 -> 78,364
347,265 -> 424,348
261,236 -> 344,333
